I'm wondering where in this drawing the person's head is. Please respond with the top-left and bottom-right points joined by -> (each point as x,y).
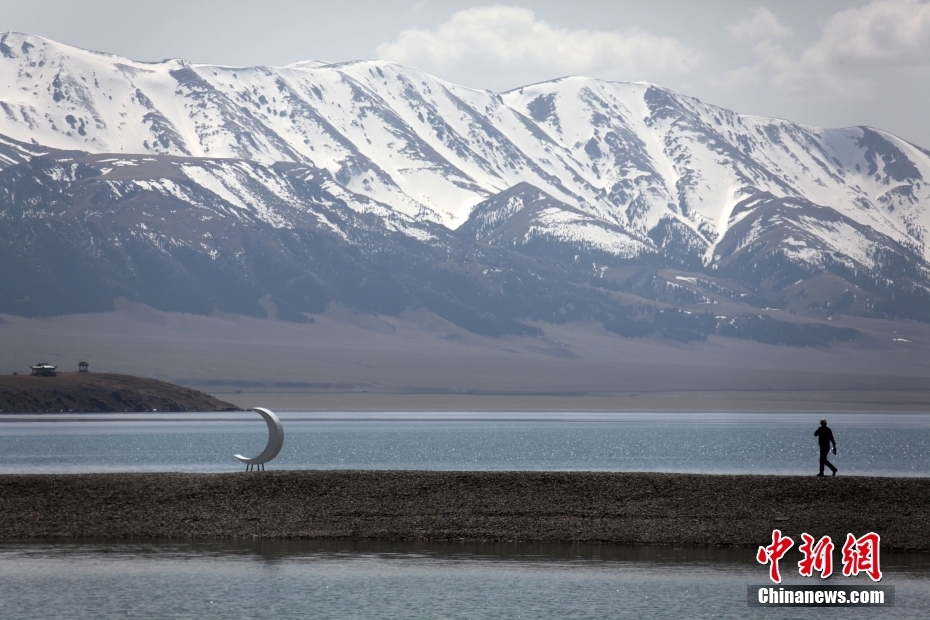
820,418 -> 827,426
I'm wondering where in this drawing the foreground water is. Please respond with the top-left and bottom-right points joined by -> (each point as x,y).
0,412 -> 927,476
2,417 -> 927,619
0,541 -> 927,619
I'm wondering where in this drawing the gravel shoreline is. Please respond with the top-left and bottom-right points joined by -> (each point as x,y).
1,471 -> 927,551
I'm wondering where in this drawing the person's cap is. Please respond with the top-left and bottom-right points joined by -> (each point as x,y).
820,418 -> 827,425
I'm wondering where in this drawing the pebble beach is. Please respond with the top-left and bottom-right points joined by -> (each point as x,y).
1,471 -> 927,551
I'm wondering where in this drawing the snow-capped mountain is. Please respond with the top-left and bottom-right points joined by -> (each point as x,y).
0,146 -> 618,334
2,32 -> 929,338
3,32 -> 929,261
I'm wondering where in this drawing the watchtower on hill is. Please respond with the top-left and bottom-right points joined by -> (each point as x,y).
78,360 -> 89,372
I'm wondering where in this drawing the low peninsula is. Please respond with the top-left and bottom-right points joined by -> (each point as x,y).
0,372 -> 240,413
1,471 -> 927,551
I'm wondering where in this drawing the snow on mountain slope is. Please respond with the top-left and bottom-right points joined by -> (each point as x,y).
715,193 -> 922,277
0,146 -> 449,255
503,80 -> 930,266
458,182 -> 651,260
0,131 -> 54,168
0,152 -> 334,234
1,31 -> 929,272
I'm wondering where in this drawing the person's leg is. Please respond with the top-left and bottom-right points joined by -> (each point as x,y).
825,454 -> 837,475
819,448 -> 828,475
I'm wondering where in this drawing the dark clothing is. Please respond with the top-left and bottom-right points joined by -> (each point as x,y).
815,425 -> 837,475
819,446 -> 837,475
815,426 -> 836,450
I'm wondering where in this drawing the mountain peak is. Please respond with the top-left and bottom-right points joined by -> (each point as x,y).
283,59 -> 331,70
2,34 -> 930,336
0,32 -> 927,263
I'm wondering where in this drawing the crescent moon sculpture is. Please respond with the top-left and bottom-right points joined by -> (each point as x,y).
235,407 -> 284,471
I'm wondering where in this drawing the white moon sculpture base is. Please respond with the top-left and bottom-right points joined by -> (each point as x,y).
235,407 -> 284,471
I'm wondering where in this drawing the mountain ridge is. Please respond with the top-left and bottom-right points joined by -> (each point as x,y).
2,32 -> 927,247
2,32 -> 929,343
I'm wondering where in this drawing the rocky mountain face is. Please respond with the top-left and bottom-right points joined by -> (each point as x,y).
2,32 -> 929,344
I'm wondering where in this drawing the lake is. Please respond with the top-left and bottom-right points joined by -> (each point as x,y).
0,540 -> 927,619
0,411 -> 927,476
2,411 -> 928,619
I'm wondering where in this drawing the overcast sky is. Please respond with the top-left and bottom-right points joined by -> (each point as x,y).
2,0 -> 929,146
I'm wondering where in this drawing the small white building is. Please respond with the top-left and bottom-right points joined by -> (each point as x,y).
30,363 -> 58,377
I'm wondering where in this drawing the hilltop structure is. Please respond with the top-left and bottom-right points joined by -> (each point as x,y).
30,363 -> 57,377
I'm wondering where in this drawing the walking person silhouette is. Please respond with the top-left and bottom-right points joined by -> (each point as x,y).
815,418 -> 837,476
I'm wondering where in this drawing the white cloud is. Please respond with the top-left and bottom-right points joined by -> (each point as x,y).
726,7 -> 792,44
728,0 -> 930,99
375,5 -> 702,85
806,0 -> 930,66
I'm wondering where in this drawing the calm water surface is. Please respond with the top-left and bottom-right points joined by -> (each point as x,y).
0,541 -> 927,619
0,412 -> 927,476
2,415 -> 927,618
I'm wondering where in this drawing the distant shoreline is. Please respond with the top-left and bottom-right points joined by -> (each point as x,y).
2,471 -> 927,551
211,389 -> 930,413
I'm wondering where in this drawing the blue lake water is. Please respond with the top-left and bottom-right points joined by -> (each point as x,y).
1,541 -> 928,619
0,411 -> 927,476
2,413 -> 928,618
